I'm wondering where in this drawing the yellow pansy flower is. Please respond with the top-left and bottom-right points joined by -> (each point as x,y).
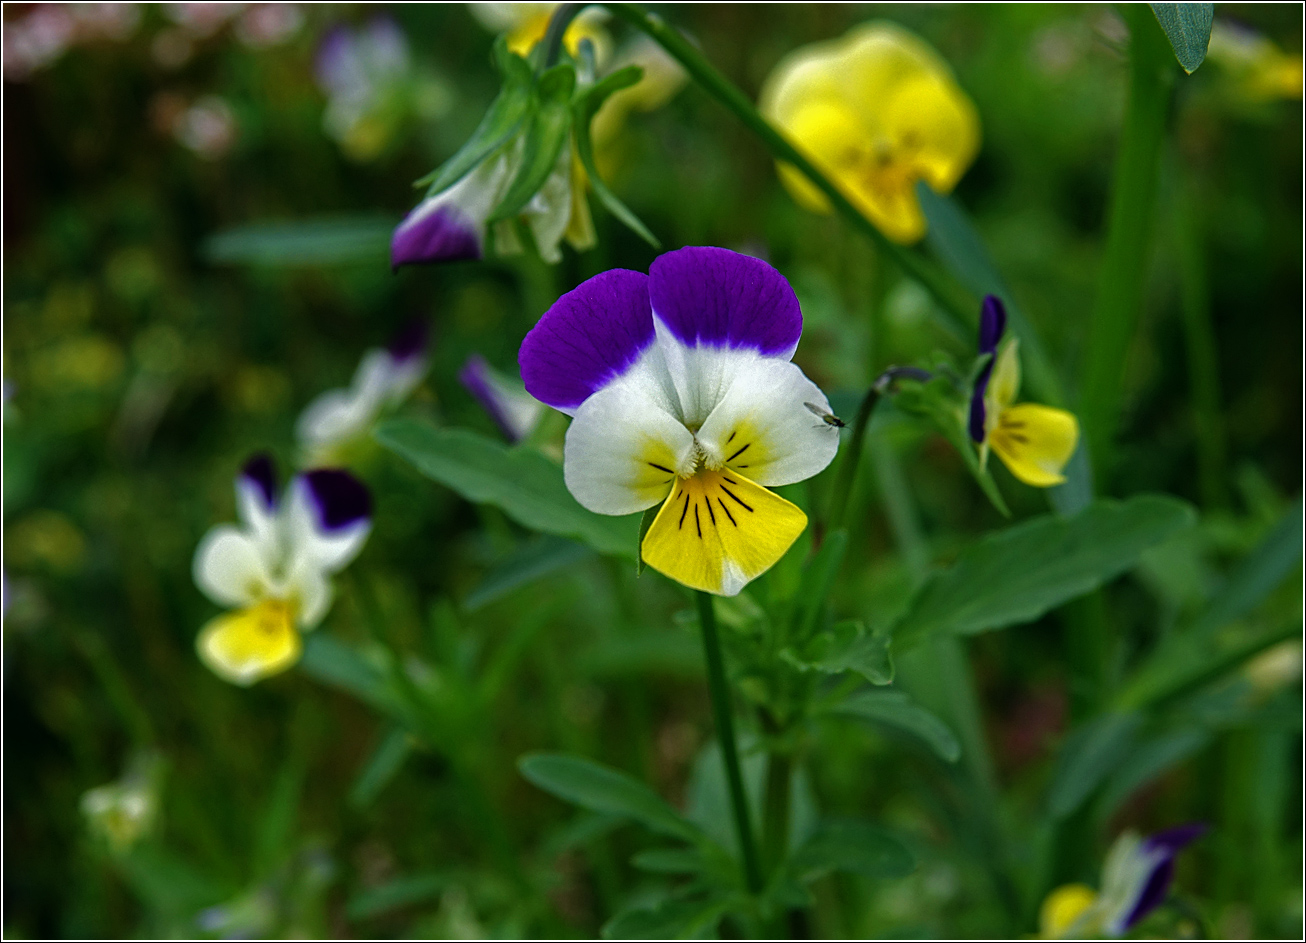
969,296 -> 1078,488
759,21 -> 980,244
467,3 -> 611,62
1207,19 -> 1303,101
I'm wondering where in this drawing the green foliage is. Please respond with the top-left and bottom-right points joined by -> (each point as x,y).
376,420 -> 639,558
825,689 -> 961,762
1150,3 -> 1215,73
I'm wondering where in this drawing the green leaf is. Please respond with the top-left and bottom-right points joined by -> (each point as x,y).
791,819 -> 915,880
892,495 -> 1197,651
345,872 -> 446,921
465,535 -> 593,611
489,63 -> 576,222
349,727 -> 412,809
783,619 -> 893,685
636,505 -> 659,576
1046,711 -> 1142,819
829,689 -> 961,762
253,755 -> 304,878
299,633 -> 400,715
203,215 -> 396,267
892,377 -> 1010,517
601,892 -> 734,940
630,847 -> 705,874
573,64 -> 661,248
376,421 -> 638,559
791,529 -> 848,641
1149,3 -> 1214,73
413,39 -> 534,193
916,183 -> 1065,407
519,753 -> 706,844
1096,726 -> 1209,821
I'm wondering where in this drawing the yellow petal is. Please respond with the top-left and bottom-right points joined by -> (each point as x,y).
760,21 -> 980,244
641,470 -> 807,597
986,338 -> 1022,423
1039,883 -> 1098,938
989,403 -> 1080,488
197,599 -> 301,686
564,151 -> 596,251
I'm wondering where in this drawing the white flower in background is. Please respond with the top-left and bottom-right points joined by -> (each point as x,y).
459,354 -> 544,442
193,455 -> 371,685
296,322 -> 429,464
235,3 -> 303,49
172,95 -> 238,160
80,752 -> 163,853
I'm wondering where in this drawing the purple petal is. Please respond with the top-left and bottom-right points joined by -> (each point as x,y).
968,360 -> 994,443
240,453 -> 277,509
648,246 -> 802,357
460,355 -> 520,441
301,469 -> 372,531
314,25 -> 356,94
1122,824 -> 1207,930
391,201 -> 481,268
978,295 -> 1006,355
519,269 -> 654,411
386,319 -> 429,364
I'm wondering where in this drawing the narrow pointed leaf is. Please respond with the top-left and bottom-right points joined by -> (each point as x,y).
791,819 -> 915,880
489,64 -> 576,222
1149,3 -> 1214,73
829,689 -> 961,762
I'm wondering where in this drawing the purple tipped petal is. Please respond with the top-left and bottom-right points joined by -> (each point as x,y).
314,25 -> 355,93
386,319 -> 429,363
978,295 -> 1006,355
648,246 -> 802,357
1122,824 -> 1207,930
968,360 -> 994,443
460,355 -> 516,440
519,269 -> 654,411
301,469 -> 372,531
240,453 -> 277,509
391,202 -> 481,267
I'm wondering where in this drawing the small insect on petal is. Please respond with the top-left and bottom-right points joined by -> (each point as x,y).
804,401 -> 846,428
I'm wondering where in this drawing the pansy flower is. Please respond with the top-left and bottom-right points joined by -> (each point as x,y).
467,2 -> 611,61
969,295 -> 1078,487
1039,825 -> 1207,938
296,321 -> 428,464
519,246 -> 839,596
193,455 -> 371,685
759,21 -> 980,244
459,353 -> 545,443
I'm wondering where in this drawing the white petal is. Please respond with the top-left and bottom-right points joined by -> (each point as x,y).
522,142 -> 575,264
564,364 -> 696,515
289,562 -> 334,629
285,477 -> 371,573
193,525 -> 273,608
695,357 -> 840,487
235,478 -> 280,549
651,328 -> 760,429
295,387 -> 378,449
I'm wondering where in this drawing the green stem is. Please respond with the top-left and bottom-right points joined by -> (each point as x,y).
602,2 -> 977,327
760,746 -> 792,880
1079,5 -> 1175,481
696,590 -> 764,894
542,2 -> 583,68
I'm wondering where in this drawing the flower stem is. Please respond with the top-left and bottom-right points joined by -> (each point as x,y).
542,2 -> 583,68
696,590 -> 764,894
602,3 -> 977,326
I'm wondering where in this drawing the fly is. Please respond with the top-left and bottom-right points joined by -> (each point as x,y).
805,401 -> 846,429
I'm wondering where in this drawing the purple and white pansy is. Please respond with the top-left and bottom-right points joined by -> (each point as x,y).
459,353 -> 545,443
296,321 -> 428,464
192,455 -> 372,685
519,246 -> 839,596
1097,824 -> 1207,936
391,135 -> 594,267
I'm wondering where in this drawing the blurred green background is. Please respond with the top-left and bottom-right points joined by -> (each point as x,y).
3,3 -> 1301,938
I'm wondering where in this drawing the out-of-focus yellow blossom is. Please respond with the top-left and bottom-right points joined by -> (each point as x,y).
1207,20 -> 1303,101
1039,883 -> 1098,938
467,3 -> 611,62
978,339 -> 1079,487
592,34 -> 688,151
759,21 -> 980,244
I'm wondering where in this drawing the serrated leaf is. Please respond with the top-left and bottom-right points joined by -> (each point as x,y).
376,420 -> 638,559
783,619 -> 893,685
1150,3 -> 1214,73
892,496 -> 1197,651
489,63 -> 576,222
829,689 -> 961,762
573,64 -> 661,248
1046,711 -> 1143,819
413,40 -> 534,193
892,376 -> 1009,516
519,753 -> 706,844
791,819 -> 915,880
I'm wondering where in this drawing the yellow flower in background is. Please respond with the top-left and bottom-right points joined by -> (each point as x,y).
759,21 -> 980,244
467,3 -> 611,62
969,296 -> 1078,488
1207,19 -> 1303,101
